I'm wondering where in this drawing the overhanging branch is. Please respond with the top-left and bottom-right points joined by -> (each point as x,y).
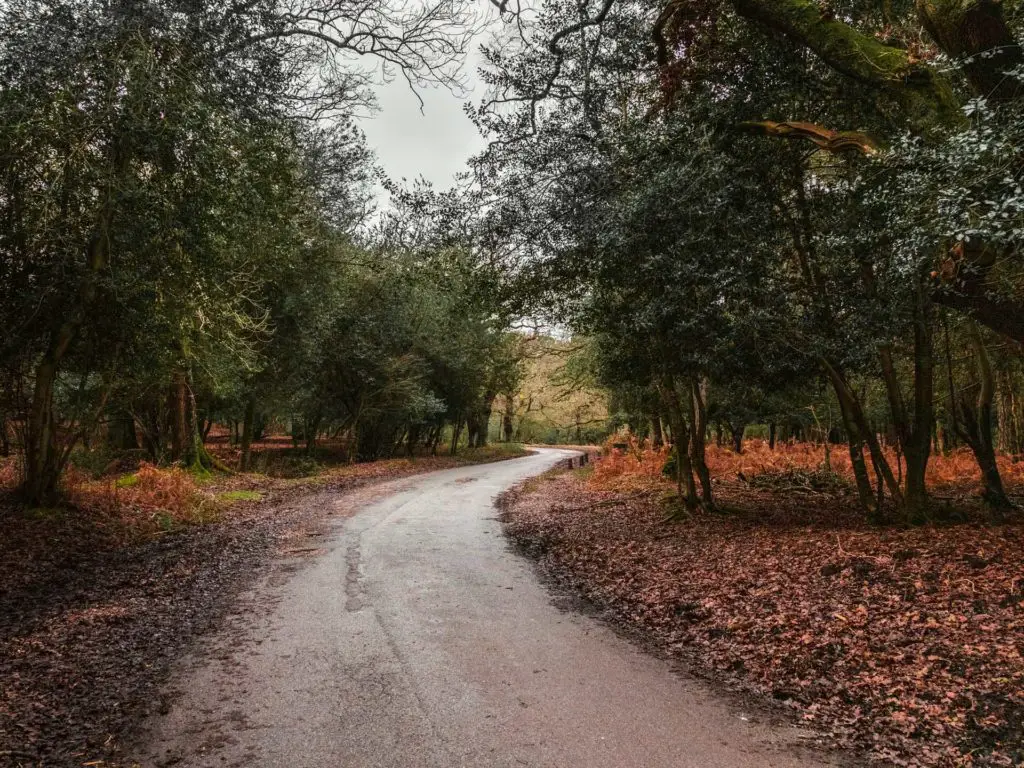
727,0 -> 962,130
739,120 -> 882,154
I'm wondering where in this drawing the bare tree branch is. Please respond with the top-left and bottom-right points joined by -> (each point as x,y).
221,0 -> 481,115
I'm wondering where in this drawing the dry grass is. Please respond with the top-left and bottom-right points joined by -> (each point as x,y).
591,435 -> 1024,499
61,462 -> 218,537
0,441 -> 532,540
0,455 -> 19,488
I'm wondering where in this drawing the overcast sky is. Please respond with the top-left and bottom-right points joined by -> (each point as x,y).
359,47 -> 491,192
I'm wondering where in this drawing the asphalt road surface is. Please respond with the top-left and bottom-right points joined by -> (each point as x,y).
136,448 -> 841,768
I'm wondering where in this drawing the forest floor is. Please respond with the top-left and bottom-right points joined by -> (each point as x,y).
0,442 -> 529,767
499,444 -> 1024,768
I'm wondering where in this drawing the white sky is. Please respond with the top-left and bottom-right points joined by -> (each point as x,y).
360,48 -> 491,191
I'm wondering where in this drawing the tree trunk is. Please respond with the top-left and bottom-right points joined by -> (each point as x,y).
24,304 -> 117,501
901,280 -> 936,521
450,417 -> 463,456
903,447 -> 929,518
405,424 -> 420,457
136,399 -> 165,461
169,369 -> 188,462
786,171 -> 888,517
690,378 -> 715,510
915,0 -> 1023,102
822,357 -> 904,505
997,369 -> 1022,457
106,410 -> 139,451
956,325 -> 1013,513
660,378 -> 699,513
472,391 -> 497,448
305,414 -> 321,457
240,395 -> 256,472
651,413 -> 664,448
502,393 -> 515,442
768,421 -> 776,450
20,140 -> 123,505
477,400 -> 493,448
181,379 -> 232,474
879,337 -> 933,521
729,0 -> 962,134
729,423 -> 745,454
677,443 -> 699,512
23,355 -> 64,506
860,255 -> 934,519
960,397 -> 1011,513
837,398 -> 876,514
933,268 -> 1024,346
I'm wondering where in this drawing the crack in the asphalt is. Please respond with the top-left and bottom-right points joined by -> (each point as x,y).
344,538 -> 364,612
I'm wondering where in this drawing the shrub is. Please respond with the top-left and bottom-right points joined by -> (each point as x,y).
65,462 -> 216,533
67,446 -> 119,478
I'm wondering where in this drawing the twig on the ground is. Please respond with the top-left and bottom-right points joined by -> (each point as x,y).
552,490 -> 653,514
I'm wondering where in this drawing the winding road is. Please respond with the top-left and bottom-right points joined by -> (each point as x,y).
136,448 -> 840,768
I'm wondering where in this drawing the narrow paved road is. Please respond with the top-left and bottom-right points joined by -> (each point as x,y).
136,448 -> 840,768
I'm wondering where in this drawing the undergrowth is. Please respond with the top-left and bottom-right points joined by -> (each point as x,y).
591,434 -> 1024,500
63,462 -> 219,535
0,441 -> 533,538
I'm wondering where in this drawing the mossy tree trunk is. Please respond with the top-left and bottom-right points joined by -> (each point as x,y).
660,377 -> 699,513
727,0 -> 963,130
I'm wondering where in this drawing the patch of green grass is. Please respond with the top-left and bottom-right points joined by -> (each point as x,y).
115,473 -> 140,488
458,443 -> 529,462
261,455 -> 325,478
188,465 -> 215,485
216,489 -> 263,503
